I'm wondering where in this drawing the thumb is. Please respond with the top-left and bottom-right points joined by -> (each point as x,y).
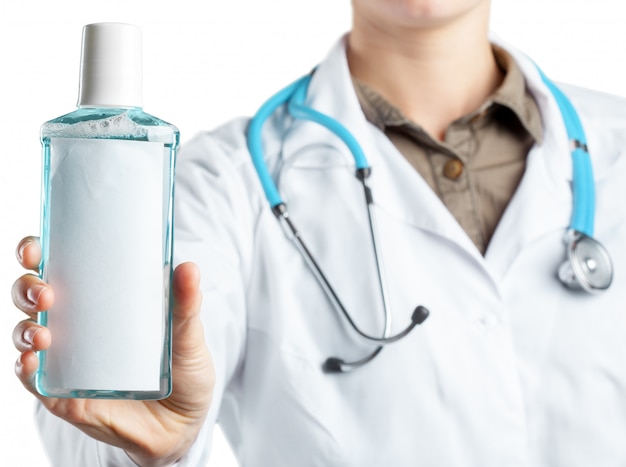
168,262 -> 214,412
171,262 -> 205,357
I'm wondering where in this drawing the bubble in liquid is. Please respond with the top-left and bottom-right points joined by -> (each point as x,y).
44,112 -> 148,139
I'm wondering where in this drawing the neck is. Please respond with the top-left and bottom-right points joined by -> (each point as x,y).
347,2 -> 502,140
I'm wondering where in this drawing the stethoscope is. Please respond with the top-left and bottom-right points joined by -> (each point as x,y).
246,67 -> 613,373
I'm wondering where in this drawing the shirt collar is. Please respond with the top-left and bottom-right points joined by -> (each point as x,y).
490,45 -> 543,143
352,45 -> 544,144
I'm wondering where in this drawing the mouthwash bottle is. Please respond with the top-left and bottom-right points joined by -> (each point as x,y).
36,23 -> 178,399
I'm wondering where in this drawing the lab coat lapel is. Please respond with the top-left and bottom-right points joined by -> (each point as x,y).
485,38 -> 574,280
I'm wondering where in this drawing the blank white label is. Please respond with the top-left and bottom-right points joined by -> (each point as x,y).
43,137 -> 165,392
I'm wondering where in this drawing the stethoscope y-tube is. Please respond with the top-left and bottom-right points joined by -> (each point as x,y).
249,74 -> 430,372
271,178 -> 430,373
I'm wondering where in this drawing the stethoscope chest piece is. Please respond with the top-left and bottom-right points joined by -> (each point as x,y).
558,230 -> 613,293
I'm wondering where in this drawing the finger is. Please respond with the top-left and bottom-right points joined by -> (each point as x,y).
16,236 -> 42,272
14,352 -> 58,409
11,274 -> 55,319
13,320 -> 51,353
15,351 -> 42,397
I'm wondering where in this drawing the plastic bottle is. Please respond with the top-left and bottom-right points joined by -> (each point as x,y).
36,23 -> 178,399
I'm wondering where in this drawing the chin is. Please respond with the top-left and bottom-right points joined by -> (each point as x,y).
354,0 -> 489,28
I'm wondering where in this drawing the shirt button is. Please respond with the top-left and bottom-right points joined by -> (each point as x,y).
443,159 -> 464,180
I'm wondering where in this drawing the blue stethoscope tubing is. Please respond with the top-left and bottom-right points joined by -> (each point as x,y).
246,66 -> 613,372
248,70 -> 596,236
535,68 -> 612,292
536,68 -> 594,236
248,74 -> 369,209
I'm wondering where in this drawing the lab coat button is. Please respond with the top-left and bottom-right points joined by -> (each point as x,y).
479,314 -> 497,328
443,159 -> 464,180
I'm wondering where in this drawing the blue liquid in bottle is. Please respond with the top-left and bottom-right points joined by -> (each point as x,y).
36,24 -> 178,400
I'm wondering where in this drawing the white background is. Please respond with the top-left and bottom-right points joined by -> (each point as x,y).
1,1 -> 625,465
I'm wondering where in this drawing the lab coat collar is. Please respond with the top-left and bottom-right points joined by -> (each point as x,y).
280,35 -> 478,246
279,34 -> 574,286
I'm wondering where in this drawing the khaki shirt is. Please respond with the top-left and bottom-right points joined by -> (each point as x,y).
353,47 -> 543,254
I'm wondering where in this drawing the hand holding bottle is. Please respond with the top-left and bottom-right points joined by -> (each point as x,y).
12,237 -> 215,466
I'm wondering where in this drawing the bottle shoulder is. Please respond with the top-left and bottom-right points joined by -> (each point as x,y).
41,108 -> 179,144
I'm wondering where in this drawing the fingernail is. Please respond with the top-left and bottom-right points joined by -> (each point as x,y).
27,285 -> 47,306
23,327 -> 40,346
17,240 -> 32,262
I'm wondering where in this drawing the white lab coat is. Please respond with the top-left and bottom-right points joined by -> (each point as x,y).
37,36 -> 626,467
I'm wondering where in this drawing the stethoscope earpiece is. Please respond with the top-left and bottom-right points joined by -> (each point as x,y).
558,230 -> 613,293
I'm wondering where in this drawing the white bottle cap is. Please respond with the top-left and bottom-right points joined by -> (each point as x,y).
77,23 -> 143,108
